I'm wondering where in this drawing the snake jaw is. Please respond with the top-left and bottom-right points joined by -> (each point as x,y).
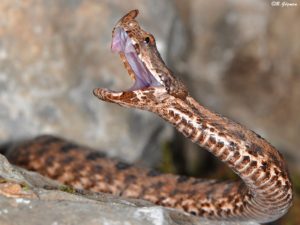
94,10 -> 171,106
95,9 -> 188,105
111,26 -> 162,91
93,86 -> 168,110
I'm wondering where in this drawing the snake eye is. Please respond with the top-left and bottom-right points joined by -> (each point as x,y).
144,36 -> 151,44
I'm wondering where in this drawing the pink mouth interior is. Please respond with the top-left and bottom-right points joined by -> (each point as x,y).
111,27 -> 161,90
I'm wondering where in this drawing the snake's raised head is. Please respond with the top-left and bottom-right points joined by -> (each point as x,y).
94,10 -> 188,110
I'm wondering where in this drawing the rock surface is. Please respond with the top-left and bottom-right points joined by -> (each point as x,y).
0,154 -> 259,225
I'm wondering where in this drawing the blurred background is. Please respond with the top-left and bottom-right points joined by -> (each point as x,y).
0,0 -> 299,224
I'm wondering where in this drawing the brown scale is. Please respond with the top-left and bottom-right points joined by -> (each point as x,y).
6,9 -> 293,224
6,135 -> 249,218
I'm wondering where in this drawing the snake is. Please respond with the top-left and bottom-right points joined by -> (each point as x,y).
4,10 -> 292,223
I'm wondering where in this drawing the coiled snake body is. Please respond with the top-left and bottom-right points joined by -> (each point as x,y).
6,10 -> 292,223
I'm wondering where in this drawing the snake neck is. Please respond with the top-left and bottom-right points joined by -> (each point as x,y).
152,95 -> 292,222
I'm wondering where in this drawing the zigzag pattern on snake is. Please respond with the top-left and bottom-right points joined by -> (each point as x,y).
5,10 -> 292,223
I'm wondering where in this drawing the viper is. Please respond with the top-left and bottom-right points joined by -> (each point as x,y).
5,10 -> 292,223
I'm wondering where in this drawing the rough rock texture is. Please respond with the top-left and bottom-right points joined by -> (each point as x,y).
0,154 -> 259,225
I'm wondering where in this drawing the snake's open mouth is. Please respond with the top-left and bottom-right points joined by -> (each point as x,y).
111,27 -> 161,91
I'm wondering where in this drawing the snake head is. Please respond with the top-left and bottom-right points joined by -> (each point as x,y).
94,9 -> 188,111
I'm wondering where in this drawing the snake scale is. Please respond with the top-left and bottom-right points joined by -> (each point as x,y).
5,10 -> 292,223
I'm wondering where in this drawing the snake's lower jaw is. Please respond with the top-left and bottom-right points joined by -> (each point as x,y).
93,86 -> 168,111
93,87 -> 142,107
93,88 -> 118,103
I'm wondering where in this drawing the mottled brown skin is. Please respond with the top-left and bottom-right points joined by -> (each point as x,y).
7,135 -> 245,217
6,10 -> 293,223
